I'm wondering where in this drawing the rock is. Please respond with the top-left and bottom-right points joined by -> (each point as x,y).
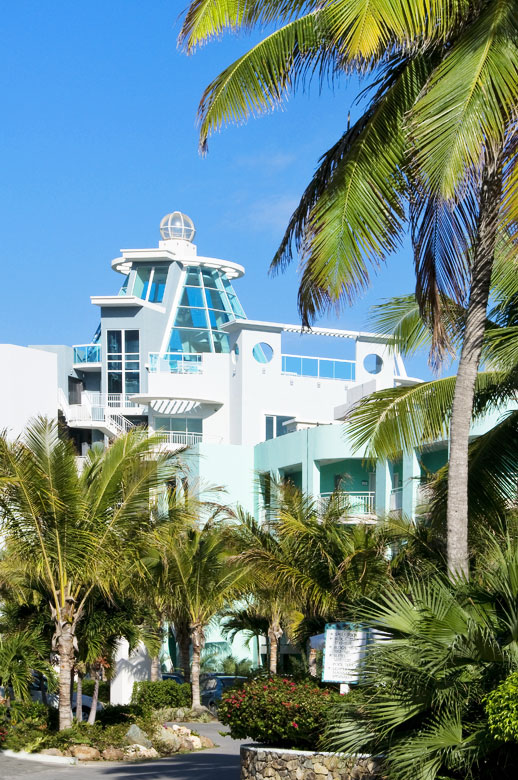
313,763 -> 328,776
199,735 -> 215,748
174,707 -> 186,720
179,737 -> 198,751
71,745 -> 101,761
124,744 -> 159,759
155,727 -> 182,752
102,747 -> 125,761
40,748 -> 63,756
125,723 -> 153,748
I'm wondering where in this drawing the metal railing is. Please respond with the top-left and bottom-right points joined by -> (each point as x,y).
148,353 -> 203,374
157,431 -> 203,446
282,354 -> 355,381
73,344 -> 101,364
83,392 -> 144,410
320,491 -> 375,515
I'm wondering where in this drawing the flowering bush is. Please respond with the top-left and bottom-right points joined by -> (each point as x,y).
217,676 -> 341,749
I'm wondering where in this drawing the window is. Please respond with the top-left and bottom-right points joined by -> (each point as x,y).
132,265 -> 168,303
156,417 -> 202,434
265,414 -> 293,440
107,330 -> 140,395
165,266 -> 242,354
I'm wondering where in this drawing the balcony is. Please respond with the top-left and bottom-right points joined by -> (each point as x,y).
320,491 -> 375,517
73,344 -> 101,368
282,354 -> 355,382
148,352 -> 203,374
83,392 -> 146,412
158,431 -> 203,447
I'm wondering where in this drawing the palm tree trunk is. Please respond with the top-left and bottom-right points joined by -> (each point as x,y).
190,623 -> 205,709
150,655 -> 161,681
446,155 -> 503,578
76,673 -> 83,722
176,622 -> 191,683
57,632 -> 75,730
268,618 -> 283,675
87,670 -> 100,725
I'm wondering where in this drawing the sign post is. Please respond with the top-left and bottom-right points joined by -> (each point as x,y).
322,622 -> 369,685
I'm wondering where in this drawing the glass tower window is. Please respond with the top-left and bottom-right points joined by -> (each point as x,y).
132,265 -> 168,303
166,265 -> 245,355
107,330 -> 140,395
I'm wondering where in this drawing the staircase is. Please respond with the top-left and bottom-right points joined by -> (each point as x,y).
58,389 -> 135,439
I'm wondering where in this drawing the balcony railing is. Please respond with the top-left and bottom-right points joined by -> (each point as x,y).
282,354 -> 355,381
148,352 -> 203,374
73,344 -> 101,364
83,392 -> 145,410
157,431 -> 203,447
320,491 -> 375,515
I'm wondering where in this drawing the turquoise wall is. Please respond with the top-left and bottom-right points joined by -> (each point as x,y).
319,459 -> 371,493
420,448 -> 448,476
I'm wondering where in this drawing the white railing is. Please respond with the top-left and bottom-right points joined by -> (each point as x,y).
148,353 -> 203,374
157,431 -> 203,446
390,487 -> 403,512
320,491 -> 375,515
83,392 -> 145,410
282,354 -> 355,382
58,389 -> 135,437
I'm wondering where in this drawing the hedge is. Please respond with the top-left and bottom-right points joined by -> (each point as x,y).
131,679 -> 191,710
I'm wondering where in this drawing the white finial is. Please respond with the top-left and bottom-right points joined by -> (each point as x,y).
160,211 -> 196,242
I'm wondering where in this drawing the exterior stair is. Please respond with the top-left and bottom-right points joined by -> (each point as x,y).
58,389 -> 135,439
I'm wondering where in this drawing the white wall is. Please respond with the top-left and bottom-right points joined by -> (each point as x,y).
0,345 -> 58,438
110,640 -> 152,705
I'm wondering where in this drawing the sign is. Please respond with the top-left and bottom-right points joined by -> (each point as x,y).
322,622 -> 369,683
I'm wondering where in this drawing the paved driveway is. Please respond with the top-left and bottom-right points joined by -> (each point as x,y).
0,723 -> 244,780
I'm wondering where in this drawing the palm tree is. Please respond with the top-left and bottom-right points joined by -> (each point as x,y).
179,0 -> 518,577
0,418 -> 178,729
0,631 -> 53,704
150,515 -> 249,709
345,284 -> 518,540
327,533 -> 518,780
232,487 -> 393,658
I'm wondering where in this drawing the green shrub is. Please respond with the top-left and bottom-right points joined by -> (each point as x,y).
77,679 -> 110,702
486,671 -> 518,743
96,704 -> 143,726
217,676 -> 341,749
1,701 -> 51,753
131,679 -> 191,711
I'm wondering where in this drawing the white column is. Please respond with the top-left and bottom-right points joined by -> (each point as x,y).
402,450 -> 420,519
110,640 -> 152,705
375,460 -> 391,516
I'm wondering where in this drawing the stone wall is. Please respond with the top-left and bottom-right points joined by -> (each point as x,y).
241,745 -> 383,780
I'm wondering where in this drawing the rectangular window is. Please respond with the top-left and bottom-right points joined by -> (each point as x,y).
107,330 -> 140,396
168,328 -> 212,353
174,306 -> 209,329
265,414 -> 293,441
133,268 -> 151,299
180,287 -> 205,308
149,267 -> 168,303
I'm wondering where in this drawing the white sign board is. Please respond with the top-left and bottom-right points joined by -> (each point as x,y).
322,622 -> 369,683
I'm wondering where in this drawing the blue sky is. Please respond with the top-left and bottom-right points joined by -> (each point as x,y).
0,0 -> 435,378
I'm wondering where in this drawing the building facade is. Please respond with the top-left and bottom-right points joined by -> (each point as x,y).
32,211 -> 449,525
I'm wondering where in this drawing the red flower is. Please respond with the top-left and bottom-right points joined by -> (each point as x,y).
292,722 -> 298,728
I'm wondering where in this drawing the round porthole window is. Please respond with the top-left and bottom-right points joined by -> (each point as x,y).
252,342 -> 274,364
363,353 -> 383,374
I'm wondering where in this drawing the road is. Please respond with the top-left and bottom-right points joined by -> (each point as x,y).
0,723 -> 244,780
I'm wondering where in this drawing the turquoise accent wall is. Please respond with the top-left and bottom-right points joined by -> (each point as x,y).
319,459 -> 372,493
420,448 -> 448,476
